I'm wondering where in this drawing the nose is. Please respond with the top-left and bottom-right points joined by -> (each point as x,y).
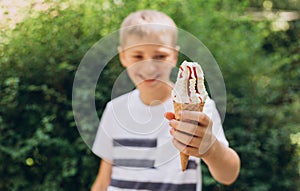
141,60 -> 157,76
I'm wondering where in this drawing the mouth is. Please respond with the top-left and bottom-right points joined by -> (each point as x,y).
139,74 -> 160,83
144,79 -> 156,82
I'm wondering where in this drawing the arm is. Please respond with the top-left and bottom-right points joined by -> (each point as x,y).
91,160 -> 112,191
201,139 -> 240,185
165,111 -> 240,185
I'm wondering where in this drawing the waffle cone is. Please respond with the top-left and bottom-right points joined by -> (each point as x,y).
173,101 -> 205,171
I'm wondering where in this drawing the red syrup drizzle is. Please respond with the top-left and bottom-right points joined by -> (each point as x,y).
186,66 -> 192,98
193,66 -> 203,103
179,66 -> 184,78
186,65 -> 203,104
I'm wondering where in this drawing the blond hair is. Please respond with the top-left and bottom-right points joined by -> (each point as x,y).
119,10 -> 178,47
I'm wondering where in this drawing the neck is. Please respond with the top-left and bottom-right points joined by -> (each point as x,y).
139,82 -> 174,106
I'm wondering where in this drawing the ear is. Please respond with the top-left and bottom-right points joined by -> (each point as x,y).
118,46 -> 128,68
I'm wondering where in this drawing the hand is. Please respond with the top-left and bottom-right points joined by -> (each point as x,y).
165,110 -> 216,158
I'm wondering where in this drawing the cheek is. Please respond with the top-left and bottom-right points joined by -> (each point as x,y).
126,66 -> 139,80
159,65 -> 173,79
126,68 -> 136,77
162,63 -> 174,71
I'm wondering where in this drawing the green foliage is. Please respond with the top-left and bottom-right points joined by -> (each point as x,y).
0,0 -> 299,190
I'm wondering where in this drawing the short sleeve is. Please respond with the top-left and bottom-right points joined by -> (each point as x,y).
203,97 -> 229,147
92,103 -> 114,162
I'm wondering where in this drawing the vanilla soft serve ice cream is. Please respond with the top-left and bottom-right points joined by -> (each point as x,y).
172,61 -> 208,104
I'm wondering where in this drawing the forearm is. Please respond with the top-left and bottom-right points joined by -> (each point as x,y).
202,140 -> 240,185
91,160 -> 112,191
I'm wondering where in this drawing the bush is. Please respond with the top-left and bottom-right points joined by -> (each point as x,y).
0,0 -> 299,190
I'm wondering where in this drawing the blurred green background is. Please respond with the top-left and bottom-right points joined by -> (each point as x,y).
0,0 -> 299,190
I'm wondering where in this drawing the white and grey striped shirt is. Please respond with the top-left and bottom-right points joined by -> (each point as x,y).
93,89 -> 228,191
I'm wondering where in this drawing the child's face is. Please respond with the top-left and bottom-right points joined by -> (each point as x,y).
119,35 -> 178,93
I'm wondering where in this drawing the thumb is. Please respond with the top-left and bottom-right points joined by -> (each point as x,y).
164,112 -> 175,120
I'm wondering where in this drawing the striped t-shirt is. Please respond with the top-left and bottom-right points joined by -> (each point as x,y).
93,89 -> 228,191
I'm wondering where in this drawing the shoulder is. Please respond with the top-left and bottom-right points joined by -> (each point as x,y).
204,96 -> 216,109
203,96 -> 220,120
107,89 -> 139,108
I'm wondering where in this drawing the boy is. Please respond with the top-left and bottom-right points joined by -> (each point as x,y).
91,10 -> 240,191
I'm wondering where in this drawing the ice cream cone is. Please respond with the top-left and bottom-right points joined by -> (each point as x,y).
173,101 -> 205,171
172,61 -> 208,171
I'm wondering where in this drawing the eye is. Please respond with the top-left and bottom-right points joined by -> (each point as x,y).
133,55 -> 143,60
154,54 -> 167,60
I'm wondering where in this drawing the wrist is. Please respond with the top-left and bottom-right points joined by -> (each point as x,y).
198,135 -> 217,158
201,139 -> 224,160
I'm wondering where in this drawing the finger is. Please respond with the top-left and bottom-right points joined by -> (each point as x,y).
164,112 -> 175,120
172,129 -> 201,148
180,110 -> 210,126
172,139 -> 200,157
169,120 -> 206,137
